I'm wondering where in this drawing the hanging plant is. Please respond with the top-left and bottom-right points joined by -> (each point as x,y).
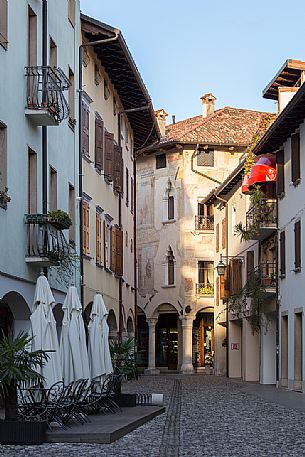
0,187 -> 11,208
234,185 -> 265,242
47,209 -> 72,230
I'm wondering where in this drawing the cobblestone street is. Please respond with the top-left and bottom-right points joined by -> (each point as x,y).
1,375 -> 305,457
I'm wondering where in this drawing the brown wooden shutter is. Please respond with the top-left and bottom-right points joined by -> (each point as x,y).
222,218 -> 227,250
95,117 -> 104,170
126,168 -> 129,206
0,0 -> 8,50
294,220 -> 301,270
276,149 -> 285,196
280,230 -> 286,276
81,101 -> 89,157
131,177 -> 134,214
110,226 -> 116,272
291,132 -> 300,184
246,250 -> 254,280
96,213 -> 101,265
216,223 -> 219,253
104,132 -> 114,182
114,145 -> 123,193
115,228 -> 123,277
103,221 -> 108,269
230,259 -> 242,295
220,266 -> 230,299
215,276 -> 219,306
82,201 -> 89,255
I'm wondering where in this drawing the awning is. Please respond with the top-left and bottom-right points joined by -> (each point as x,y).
248,156 -> 276,187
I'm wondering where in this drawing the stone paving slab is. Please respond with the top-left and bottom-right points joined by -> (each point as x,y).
46,406 -> 165,444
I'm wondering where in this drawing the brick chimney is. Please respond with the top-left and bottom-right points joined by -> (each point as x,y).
155,109 -> 168,137
200,93 -> 216,118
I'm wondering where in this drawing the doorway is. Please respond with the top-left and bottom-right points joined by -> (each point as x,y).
192,312 -> 214,367
156,313 -> 178,370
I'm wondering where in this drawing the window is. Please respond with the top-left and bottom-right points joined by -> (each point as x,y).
110,226 -> 116,272
0,0 -> 8,50
168,196 -> 174,220
81,101 -> 90,157
197,201 -> 214,230
104,79 -> 110,100
68,0 -> 75,26
28,6 -> 37,66
114,145 -> 123,193
28,149 -> 37,214
198,261 -> 214,295
68,68 -> 75,121
130,177 -> 134,214
49,167 -> 57,211
216,223 -> 219,253
104,132 -> 114,182
246,251 -> 254,280
197,148 -> 214,167
276,149 -> 285,196
95,116 -> 104,171
280,230 -> 286,277
163,180 -> 175,222
103,221 -> 109,269
167,247 -> 175,286
69,184 -> 75,242
294,220 -> 301,271
291,132 -> 300,184
125,168 -> 129,206
222,218 -> 227,249
156,154 -> 166,169
49,37 -> 57,68
96,212 -> 102,265
0,121 -> 7,195
82,201 -> 90,256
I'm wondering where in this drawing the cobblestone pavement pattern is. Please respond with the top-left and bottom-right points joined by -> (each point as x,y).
1,375 -> 305,456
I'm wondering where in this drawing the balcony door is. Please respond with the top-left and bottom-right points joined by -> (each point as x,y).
198,261 -> 214,295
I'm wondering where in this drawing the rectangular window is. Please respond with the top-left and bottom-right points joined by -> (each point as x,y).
115,228 -> 123,276
28,6 -> 37,66
168,196 -> 174,220
113,145 -> 123,193
131,177 -> 134,214
0,122 -> 7,194
168,253 -> 175,285
126,168 -> 129,206
95,116 -> 104,171
291,132 -> 300,184
280,230 -> 286,277
82,201 -> 89,256
197,201 -> 214,230
222,217 -> 227,250
246,250 -> 254,280
81,101 -> 90,157
110,226 -> 116,272
0,0 -> 8,50
96,212 -> 102,265
68,68 -> 75,121
68,0 -> 75,26
28,149 -> 37,214
229,259 -> 242,295
294,220 -> 301,271
69,184 -> 75,242
198,261 -> 214,293
197,149 -> 214,167
276,149 -> 285,196
49,167 -> 57,211
104,132 -> 114,182
49,37 -> 57,68
216,223 -> 219,253
156,154 -> 166,169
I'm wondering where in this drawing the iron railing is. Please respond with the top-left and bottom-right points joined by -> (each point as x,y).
196,282 -> 214,296
195,215 -> 214,231
258,261 -> 277,289
246,198 -> 277,232
25,214 -> 70,264
25,66 -> 70,123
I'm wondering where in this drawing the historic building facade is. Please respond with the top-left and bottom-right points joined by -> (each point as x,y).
136,95 -> 269,373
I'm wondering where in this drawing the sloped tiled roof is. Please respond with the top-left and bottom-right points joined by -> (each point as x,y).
165,107 -> 272,146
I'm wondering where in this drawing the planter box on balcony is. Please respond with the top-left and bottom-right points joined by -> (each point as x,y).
0,420 -> 47,445
48,218 -> 71,230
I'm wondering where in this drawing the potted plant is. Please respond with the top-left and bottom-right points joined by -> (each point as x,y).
0,332 -> 49,445
0,187 -> 11,209
47,209 -> 72,230
110,338 -> 137,407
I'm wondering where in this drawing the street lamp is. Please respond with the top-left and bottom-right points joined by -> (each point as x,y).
216,253 -> 244,276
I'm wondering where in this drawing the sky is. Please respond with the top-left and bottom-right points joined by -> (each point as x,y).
80,0 -> 305,123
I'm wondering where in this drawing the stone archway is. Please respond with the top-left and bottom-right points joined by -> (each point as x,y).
107,309 -> 118,339
1,291 -> 31,337
127,316 -> 134,337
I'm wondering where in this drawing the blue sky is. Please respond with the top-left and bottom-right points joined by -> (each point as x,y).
80,1 -> 305,123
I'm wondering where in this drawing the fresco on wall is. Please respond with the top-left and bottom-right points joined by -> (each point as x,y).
141,245 -> 155,292
137,171 -> 154,226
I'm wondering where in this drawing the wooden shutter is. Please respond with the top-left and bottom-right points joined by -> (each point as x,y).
104,132 -> 114,181
291,132 -> 300,184
216,223 -> 219,253
276,149 -> 285,196
168,196 -> 174,220
246,251 -> 254,280
95,117 -> 104,170
0,0 -> 8,50
222,218 -> 227,250
110,226 -> 116,272
220,266 -> 230,299
81,101 -> 89,157
230,259 -> 242,295
126,168 -> 129,206
215,276 -> 219,306
103,221 -> 108,269
294,220 -> 301,270
131,177 -> 134,214
82,201 -> 89,255
96,212 -> 101,265
114,145 -> 123,193
280,231 -> 286,276
115,228 -> 123,277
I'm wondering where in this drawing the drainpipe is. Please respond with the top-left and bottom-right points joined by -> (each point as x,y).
275,202 -> 279,387
42,0 -> 48,276
118,113 -> 123,342
78,31 -> 120,307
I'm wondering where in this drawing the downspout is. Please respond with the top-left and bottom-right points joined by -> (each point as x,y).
118,113 -> 123,342
78,30 -> 120,306
275,201 -> 279,387
42,0 -> 48,276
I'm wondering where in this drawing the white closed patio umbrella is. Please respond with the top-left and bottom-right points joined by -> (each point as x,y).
88,293 -> 113,384
30,274 -> 62,388
60,286 -> 90,384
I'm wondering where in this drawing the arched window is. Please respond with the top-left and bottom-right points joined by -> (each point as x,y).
164,246 -> 175,286
163,179 -> 176,222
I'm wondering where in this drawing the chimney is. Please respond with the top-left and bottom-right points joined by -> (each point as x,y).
200,93 -> 216,118
172,115 -> 176,124
155,109 -> 168,137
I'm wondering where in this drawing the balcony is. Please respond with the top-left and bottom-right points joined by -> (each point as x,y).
25,66 -> 70,126
246,198 -> 277,240
25,214 -> 70,266
259,261 -> 277,295
196,282 -> 214,297
195,215 -> 214,231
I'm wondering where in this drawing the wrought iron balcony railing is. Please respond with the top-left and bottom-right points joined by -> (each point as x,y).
246,198 -> 277,240
196,282 -> 214,296
195,215 -> 214,231
259,261 -> 277,290
25,214 -> 70,266
25,66 -> 70,124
